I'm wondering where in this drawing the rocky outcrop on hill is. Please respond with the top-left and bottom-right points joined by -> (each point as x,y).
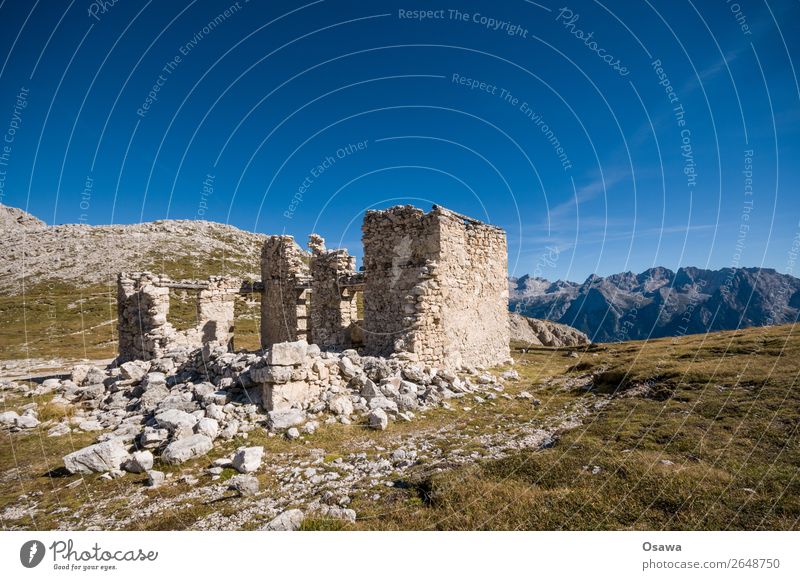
509,267 -> 800,342
1,205 -> 265,293
1,204 -> 46,231
509,312 -> 590,347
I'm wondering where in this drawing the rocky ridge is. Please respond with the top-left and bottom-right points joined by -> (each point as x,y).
509,312 -> 590,347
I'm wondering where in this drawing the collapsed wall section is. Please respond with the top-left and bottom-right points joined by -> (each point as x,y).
260,236 -> 310,348
117,273 -> 171,362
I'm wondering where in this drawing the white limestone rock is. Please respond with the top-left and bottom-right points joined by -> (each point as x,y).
232,446 -> 264,473
120,361 -> 150,382
328,395 -> 353,416
140,427 -> 169,448
338,357 -> 358,379
154,409 -> 198,432
266,340 -> 308,366
229,474 -> 259,497
161,434 -> 213,464
146,470 -> 165,488
195,417 -> 220,439
123,450 -> 154,474
368,397 -> 398,413
262,509 -> 304,531
48,423 -> 71,437
0,411 -> 20,428
15,414 -> 40,429
368,408 -> 389,431
267,409 -> 306,430
63,439 -> 130,474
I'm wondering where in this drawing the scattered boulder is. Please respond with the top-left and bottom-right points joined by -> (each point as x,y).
123,450 -> 154,474
368,408 -> 388,431
338,357 -> 358,379
48,423 -> 71,437
15,414 -> 40,429
232,446 -> 264,473
315,505 -> 357,523
71,364 -> 106,386
41,378 -> 61,391
120,361 -> 149,382
368,396 -> 398,413
0,411 -> 20,427
267,409 -> 306,431
229,474 -> 259,497
154,409 -> 198,432
140,427 -> 169,448
146,470 -> 165,488
402,365 -> 425,383
195,417 -> 220,439
63,439 -> 130,474
266,340 -> 308,366
141,372 -> 167,389
161,434 -> 213,464
328,395 -> 353,416
262,509 -> 304,531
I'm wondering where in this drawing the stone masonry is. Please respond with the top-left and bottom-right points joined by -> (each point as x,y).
260,236 -> 310,347
117,273 -> 237,362
308,234 -> 360,350
362,205 -> 510,368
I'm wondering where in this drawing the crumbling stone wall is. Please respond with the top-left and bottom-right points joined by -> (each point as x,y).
437,209 -> 510,369
117,273 -> 237,362
308,234 -> 359,350
361,205 -> 510,368
362,206 -> 440,359
118,273 -> 171,362
195,278 -> 237,350
260,236 -> 310,348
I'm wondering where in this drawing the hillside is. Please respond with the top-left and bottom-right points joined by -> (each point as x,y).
2,204 -> 265,293
510,267 -> 800,342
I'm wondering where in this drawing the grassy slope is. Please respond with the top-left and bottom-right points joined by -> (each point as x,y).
351,325 -> 800,530
1,324 -> 798,530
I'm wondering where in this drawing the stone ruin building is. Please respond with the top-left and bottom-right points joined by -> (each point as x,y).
117,205 -> 510,370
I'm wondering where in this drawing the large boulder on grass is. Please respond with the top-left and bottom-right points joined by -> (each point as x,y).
161,434 -> 213,464
63,439 -> 130,474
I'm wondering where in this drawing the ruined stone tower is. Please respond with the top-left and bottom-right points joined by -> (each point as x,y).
361,205 -> 510,369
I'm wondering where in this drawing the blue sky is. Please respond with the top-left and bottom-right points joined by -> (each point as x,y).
0,0 -> 798,282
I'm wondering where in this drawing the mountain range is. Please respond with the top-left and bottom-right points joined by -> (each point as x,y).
510,267 -> 800,342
